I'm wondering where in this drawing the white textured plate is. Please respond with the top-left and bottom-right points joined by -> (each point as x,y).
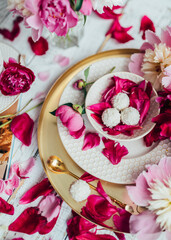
0,42 -> 23,113
57,57 -> 171,184
85,72 -> 159,141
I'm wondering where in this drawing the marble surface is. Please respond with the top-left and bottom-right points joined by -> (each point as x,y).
0,0 -> 171,239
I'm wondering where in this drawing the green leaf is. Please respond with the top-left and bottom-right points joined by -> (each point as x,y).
84,66 -> 90,82
49,103 -> 73,116
83,15 -> 87,25
49,109 -> 56,116
74,0 -> 83,11
69,0 -> 75,9
82,107 -> 86,114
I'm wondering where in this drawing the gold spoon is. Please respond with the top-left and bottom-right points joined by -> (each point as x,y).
47,155 -> 144,214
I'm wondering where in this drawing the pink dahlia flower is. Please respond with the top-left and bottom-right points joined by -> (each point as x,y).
129,26 -> 171,91
0,58 -> 35,96
127,156 -> 171,240
39,0 -> 78,36
56,105 -> 85,139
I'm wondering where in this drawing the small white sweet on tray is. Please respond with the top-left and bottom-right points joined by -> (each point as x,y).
121,107 -> 140,125
70,179 -> 91,202
102,108 -> 120,128
111,92 -> 130,111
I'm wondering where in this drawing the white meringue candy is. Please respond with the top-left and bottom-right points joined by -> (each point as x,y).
102,108 -> 120,128
121,107 -> 140,126
70,180 -> 91,202
111,92 -> 130,111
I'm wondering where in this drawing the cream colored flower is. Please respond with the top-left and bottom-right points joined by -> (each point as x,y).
142,43 -> 171,90
148,179 -> 171,231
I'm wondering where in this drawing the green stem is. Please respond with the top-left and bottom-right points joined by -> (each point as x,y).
85,82 -> 95,86
25,101 -> 43,113
0,119 -> 12,128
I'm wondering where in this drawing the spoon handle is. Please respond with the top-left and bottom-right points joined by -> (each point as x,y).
68,170 -> 126,209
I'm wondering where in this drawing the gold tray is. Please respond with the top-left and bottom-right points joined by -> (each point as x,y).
37,49 -> 140,232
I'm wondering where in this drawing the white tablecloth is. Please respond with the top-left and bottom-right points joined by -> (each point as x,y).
0,0 -> 171,239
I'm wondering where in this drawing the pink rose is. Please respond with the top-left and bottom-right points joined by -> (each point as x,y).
0,58 -> 35,96
39,0 -> 78,36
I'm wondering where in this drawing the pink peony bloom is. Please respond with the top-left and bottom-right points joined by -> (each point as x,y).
140,16 -> 155,40
11,113 -> 34,146
19,178 -> 53,204
0,58 -> 35,96
129,26 -> 171,90
106,18 -> 134,43
0,197 -> 14,215
82,132 -> 100,151
127,157 -> 171,239
39,0 -> 78,37
28,36 -> 48,55
56,105 -> 85,139
102,137 -> 128,165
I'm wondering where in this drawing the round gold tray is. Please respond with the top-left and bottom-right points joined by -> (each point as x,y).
37,49 -> 140,232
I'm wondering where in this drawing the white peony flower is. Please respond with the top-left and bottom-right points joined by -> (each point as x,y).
148,179 -> 171,231
91,0 -> 123,13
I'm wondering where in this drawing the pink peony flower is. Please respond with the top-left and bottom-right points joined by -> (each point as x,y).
129,26 -> 171,90
82,132 -> 100,151
28,36 -> 48,55
39,0 -> 78,37
0,58 -> 35,96
127,157 -> 171,240
102,137 -> 128,165
140,16 -> 155,40
56,105 -> 85,139
11,113 -> 34,146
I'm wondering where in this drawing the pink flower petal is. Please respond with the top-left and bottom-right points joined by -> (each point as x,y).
38,71 -> 50,81
0,180 -> 5,193
69,125 -> 86,139
11,238 -> 24,240
129,211 -> 161,240
76,233 -> 117,240
11,113 -> 34,146
0,197 -> 14,215
102,137 -> 128,165
87,102 -> 112,115
127,173 -> 152,206
161,28 -> 171,48
145,30 -> 161,46
95,5 -> 122,19
38,194 -> 62,222
115,233 -> 126,240
140,16 -> 155,40
96,181 -> 112,204
81,195 -> 117,223
38,217 -> 58,235
113,208 -> 131,233
80,172 -> 98,182
82,132 -> 100,151
19,178 -> 53,204
80,0 -> 92,15
54,55 -> 70,67
8,207 -> 47,234
5,175 -> 20,195
128,53 -> 144,76
28,36 -> 49,55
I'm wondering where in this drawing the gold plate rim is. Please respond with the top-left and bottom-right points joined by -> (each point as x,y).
37,49 -> 141,233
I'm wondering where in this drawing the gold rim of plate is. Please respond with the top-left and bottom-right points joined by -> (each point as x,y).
37,49 -> 141,233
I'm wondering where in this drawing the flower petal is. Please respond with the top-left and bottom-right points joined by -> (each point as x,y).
38,194 -> 62,222
76,233 -> 117,240
87,102 -> 112,115
54,55 -> 70,67
38,71 -> 50,81
80,172 -> 98,182
102,137 -> 128,165
128,53 -> 144,76
19,178 -> 53,204
145,30 -> 161,46
129,211 -> 161,240
11,113 -> 34,146
8,207 -> 47,234
0,197 -> 14,215
140,16 -> 155,40
28,37 -> 48,55
82,132 -> 100,151
96,181 -> 112,203
113,208 -> 131,233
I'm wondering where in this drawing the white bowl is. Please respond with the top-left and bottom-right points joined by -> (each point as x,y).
85,72 -> 159,142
